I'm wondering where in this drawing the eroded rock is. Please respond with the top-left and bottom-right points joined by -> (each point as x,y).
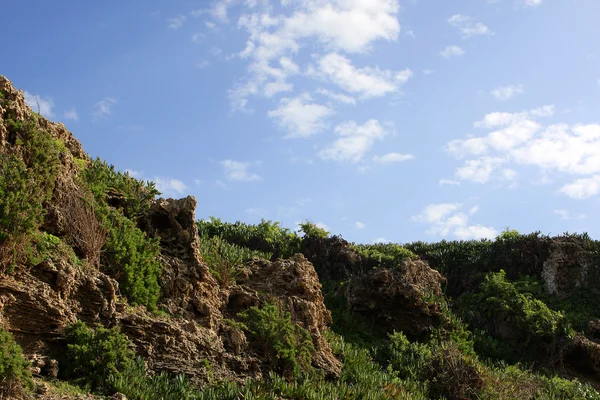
341,259 -> 446,337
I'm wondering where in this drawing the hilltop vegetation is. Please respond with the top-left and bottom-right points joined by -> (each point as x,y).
2,74 -> 600,399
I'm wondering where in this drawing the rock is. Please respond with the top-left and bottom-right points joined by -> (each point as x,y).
565,335 -> 600,378
542,238 -> 600,296
341,259 -> 446,337
140,197 -> 222,329
241,254 -> 342,376
302,235 -> 363,281
0,262 -> 118,364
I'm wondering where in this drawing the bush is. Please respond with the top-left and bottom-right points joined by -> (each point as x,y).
0,327 -> 33,397
199,234 -> 271,287
58,186 -> 106,268
239,301 -> 315,378
62,321 -> 135,392
83,158 -> 159,221
102,209 -> 162,309
26,231 -> 81,267
426,342 -> 484,400
298,221 -> 329,240
384,331 -> 432,381
351,243 -> 417,270
197,217 -> 302,260
460,270 -> 570,362
108,357 -> 200,400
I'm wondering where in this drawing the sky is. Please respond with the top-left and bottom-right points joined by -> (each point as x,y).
2,0 -> 599,244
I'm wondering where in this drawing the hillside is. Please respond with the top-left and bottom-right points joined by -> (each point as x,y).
1,74 -> 600,399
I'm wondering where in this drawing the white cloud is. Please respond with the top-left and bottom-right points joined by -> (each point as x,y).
474,105 -> 554,129
196,60 -> 210,69
412,203 -> 461,224
448,14 -> 492,38
440,45 -> 465,58
268,93 -> 334,138
491,84 -> 524,101
559,175 -> 600,199
23,92 -> 54,118
63,108 -> 78,121
455,157 -> 505,183
553,209 -> 587,220
92,97 -> 116,120
231,0 -> 402,109
355,221 -> 365,229
312,53 -> 412,98
316,88 -> 357,105
519,0 -> 543,7
439,179 -> 461,186
372,152 -> 414,164
221,159 -> 262,181
413,203 -> 497,239
167,15 -> 186,29
446,107 -> 600,191
319,119 -> 388,163
423,69 -> 435,76
154,177 -> 189,197
373,237 -> 389,244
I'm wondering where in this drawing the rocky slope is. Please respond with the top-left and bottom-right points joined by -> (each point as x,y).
2,74 -> 600,399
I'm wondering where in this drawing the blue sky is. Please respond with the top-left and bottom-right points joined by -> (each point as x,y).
2,0 -> 599,244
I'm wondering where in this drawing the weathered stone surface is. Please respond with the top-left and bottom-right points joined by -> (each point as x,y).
0,262 -> 118,368
542,238 -> 600,296
0,76 -> 341,390
240,255 -> 342,376
341,259 -> 446,337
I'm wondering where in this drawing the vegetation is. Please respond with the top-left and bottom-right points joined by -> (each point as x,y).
197,217 -> 303,260
238,301 -> 315,378
83,157 -> 159,221
0,122 -> 62,270
0,327 -> 33,398
199,234 -> 271,287
62,321 -> 135,392
2,84 -> 600,399
102,208 -> 162,309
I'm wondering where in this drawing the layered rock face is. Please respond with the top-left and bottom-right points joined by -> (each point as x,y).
340,259 -> 446,337
0,76 -> 339,386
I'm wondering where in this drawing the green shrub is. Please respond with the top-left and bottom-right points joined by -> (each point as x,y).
0,154 -> 45,242
351,243 -> 417,269
460,270 -> 570,362
298,221 -> 329,240
384,332 -> 432,381
239,301 -> 315,378
425,342 -> 484,400
26,231 -> 81,267
0,126 -> 62,269
197,217 -> 302,260
102,209 -> 162,309
108,357 -> 200,400
83,158 -> 159,221
199,234 -> 271,287
0,327 -> 33,397
62,321 -> 135,392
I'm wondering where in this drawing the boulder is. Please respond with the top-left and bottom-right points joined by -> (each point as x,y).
340,259 -> 446,337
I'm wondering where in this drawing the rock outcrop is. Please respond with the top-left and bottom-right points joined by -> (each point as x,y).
340,259 -> 446,337
0,76 -> 340,389
542,237 -> 600,296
